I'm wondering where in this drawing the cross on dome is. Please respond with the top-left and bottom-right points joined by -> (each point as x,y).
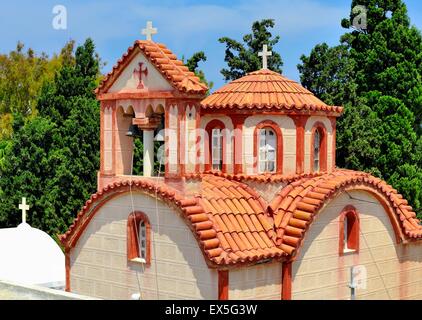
18,197 -> 30,224
142,21 -> 158,41
258,44 -> 272,70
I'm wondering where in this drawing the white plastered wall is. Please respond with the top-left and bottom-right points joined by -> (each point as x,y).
292,190 -> 422,300
304,116 -> 333,173
69,192 -> 218,300
243,115 -> 296,175
229,263 -> 282,300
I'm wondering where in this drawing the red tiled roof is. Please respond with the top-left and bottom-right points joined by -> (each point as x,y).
196,175 -> 286,265
60,171 -> 421,267
96,40 -> 208,95
269,170 -> 422,257
201,69 -> 343,113
59,176 -> 286,267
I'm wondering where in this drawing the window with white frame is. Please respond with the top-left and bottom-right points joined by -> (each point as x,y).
259,128 -> 276,173
211,128 -> 223,171
313,129 -> 321,171
138,220 -> 147,261
344,217 -> 349,251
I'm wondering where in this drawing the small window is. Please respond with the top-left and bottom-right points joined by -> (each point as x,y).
340,208 -> 359,255
138,220 -> 147,260
211,128 -> 223,171
205,120 -> 226,173
313,129 -> 321,171
259,128 -> 276,173
128,212 -> 151,264
311,124 -> 327,172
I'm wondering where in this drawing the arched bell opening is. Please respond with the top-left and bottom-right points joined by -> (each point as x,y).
130,104 -> 166,177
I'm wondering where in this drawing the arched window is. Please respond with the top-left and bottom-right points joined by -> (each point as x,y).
339,206 -> 359,255
205,120 -> 226,173
212,128 -> 223,171
259,128 -> 277,173
254,120 -> 283,174
127,211 -> 151,264
313,129 -> 321,171
310,123 -> 327,172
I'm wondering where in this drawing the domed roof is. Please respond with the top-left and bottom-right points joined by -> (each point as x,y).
201,69 -> 343,113
0,223 -> 65,287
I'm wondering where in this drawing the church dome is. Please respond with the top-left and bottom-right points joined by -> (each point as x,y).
201,69 -> 342,113
0,223 -> 65,288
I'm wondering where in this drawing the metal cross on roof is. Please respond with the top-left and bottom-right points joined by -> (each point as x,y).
142,21 -> 158,41
18,197 -> 29,224
258,44 -> 272,70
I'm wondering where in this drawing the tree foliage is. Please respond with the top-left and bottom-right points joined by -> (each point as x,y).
0,39 -> 101,235
219,19 -> 283,81
298,0 -> 422,215
0,41 -> 73,140
183,51 -> 214,93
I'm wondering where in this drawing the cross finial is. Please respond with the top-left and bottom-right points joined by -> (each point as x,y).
18,197 -> 30,224
258,44 -> 272,69
142,21 -> 158,41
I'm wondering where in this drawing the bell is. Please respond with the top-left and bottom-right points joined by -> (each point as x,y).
154,117 -> 165,142
154,129 -> 165,142
126,124 -> 141,137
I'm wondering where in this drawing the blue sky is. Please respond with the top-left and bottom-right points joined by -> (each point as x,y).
0,0 -> 421,90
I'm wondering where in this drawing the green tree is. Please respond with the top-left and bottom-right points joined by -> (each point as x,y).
0,39 -> 101,235
0,41 -> 73,140
297,43 -> 358,106
186,51 -> 214,93
341,0 -> 422,130
0,140 -> 12,173
298,0 -> 422,215
219,19 -> 283,81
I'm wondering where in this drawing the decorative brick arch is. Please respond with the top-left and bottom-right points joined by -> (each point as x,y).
310,121 -> 328,173
204,119 -> 227,173
269,171 -> 422,259
59,180 -> 221,258
253,120 -> 283,174
59,180 -> 225,291
269,170 -> 422,300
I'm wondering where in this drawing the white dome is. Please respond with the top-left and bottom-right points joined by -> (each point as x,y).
0,223 -> 65,287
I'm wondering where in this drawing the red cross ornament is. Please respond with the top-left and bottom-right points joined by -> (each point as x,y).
133,62 -> 148,89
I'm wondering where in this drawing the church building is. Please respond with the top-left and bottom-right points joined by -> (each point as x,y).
59,22 -> 422,300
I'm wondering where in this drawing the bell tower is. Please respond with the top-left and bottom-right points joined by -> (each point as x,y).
95,22 -> 207,190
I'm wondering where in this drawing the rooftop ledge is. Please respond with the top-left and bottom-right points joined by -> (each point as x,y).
0,280 -> 99,300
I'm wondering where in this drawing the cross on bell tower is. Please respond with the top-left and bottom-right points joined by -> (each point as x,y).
258,44 -> 272,70
142,21 -> 158,41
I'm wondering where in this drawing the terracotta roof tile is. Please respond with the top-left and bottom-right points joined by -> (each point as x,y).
96,40 -> 208,95
201,69 -> 343,114
194,175 -> 286,264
